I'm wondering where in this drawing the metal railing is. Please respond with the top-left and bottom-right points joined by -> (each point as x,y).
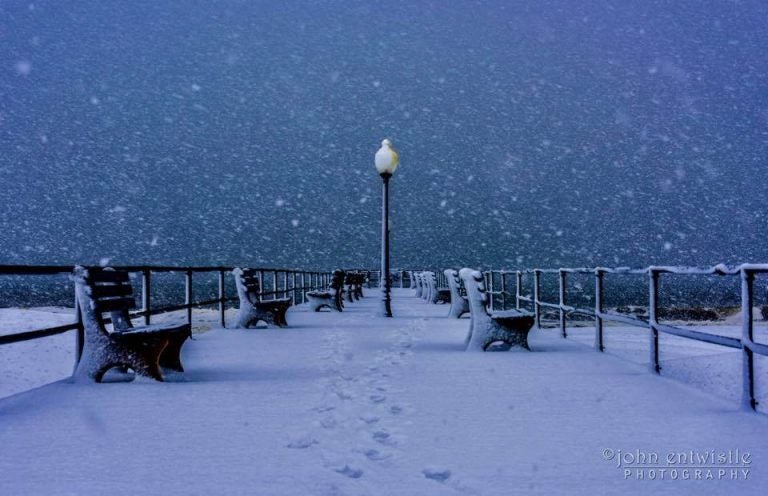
0,265 -> 332,349
483,264 -> 768,411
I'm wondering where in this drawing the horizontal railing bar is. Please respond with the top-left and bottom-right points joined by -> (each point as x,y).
538,301 -> 561,310
567,307 -> 596,318
130,297 -> 241,317
746,340 -> 768,357
649,264 -> 740,276
596,311 -> 649,327
0,322 -> 79,345
654,322 -> 742,349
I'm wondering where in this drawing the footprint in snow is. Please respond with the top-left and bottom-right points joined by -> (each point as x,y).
389,405 -> 403,415
423,468 -> 452,482
312,406 -> 335,413
369,394 -> 386,404
334,390 -> 353,400
320,417 -> 338,429
372,431 -> 395,445
363,449 -> 391,461
360,415 -> 380,425
335,465 -> 364,479
286,436 -> 318,449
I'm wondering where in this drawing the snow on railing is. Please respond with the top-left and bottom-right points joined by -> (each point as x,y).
482,264 -> 768,412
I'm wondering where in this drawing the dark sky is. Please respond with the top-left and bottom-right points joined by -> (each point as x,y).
1,0 -> 767,270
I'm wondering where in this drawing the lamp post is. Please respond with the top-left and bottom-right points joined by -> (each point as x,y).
375,138 -> 399,317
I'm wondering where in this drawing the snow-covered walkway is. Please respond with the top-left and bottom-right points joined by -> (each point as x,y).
1,289 -> 766,495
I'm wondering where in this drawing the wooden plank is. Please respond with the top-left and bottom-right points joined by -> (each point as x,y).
88,283 -> 133,299
85,269 -> 130,283
94,296 -> 136,312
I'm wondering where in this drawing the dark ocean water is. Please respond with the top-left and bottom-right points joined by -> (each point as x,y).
2,0 -> 767,271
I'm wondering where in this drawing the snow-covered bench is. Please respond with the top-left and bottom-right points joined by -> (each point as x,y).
407,270 -> 417,289
444,269 -> 469,318
413,271 -> 424,298
72,266 -> 191,382
459,268 -> 535,351
344,271 -> 365,303
307,269 -> 345,312
418,271 -> 429,301
424,271 -> 450,304
233,268 -> 292,327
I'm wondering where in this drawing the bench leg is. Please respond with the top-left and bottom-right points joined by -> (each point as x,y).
482,330 -> 531,351
80,336 -> 169,382
274,308 -> 288,327
466,320 -> 532,352
159,332 -> 190,372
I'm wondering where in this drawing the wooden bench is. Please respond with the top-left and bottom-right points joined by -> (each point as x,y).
72,266 -> 191,382
233,268 -> 292,327
413,271 -> 424,298
459,268 -> 535,351
343,271 -> 366,302
307,269 -> 345,312
444,269 -> 469,318
424,271 -> 450,304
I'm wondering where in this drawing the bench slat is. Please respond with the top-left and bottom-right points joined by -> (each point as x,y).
112,322 -> 190,338
93,296 -> 137,312
85,270 -> 131,283
88,283 -> 134,299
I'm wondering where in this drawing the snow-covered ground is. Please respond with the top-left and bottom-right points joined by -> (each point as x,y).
1,289 -> 767,495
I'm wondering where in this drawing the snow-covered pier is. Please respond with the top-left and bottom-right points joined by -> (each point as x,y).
1,289 -> 766,495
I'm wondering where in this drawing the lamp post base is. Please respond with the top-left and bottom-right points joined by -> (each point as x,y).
380,290 -> 393,318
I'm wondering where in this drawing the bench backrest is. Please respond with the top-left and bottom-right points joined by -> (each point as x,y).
330,269 -> 346,290
232,268 -> 263,304
413,272 -> 423,297
458,268 -> 490,318
423,271 -> 437,302
72,266 -> 136,332
444,269 -> 467,301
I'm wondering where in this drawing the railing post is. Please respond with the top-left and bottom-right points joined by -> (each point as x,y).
283,271 -> 289,299
185,270 -> 193,326
258,269 -> 265,301
501,271 -> 507,310
74,291 -> 84,371
594,269 -> 605,352
142,268 -> 151,325
649,269 -> 661,374
741,268 -> 757,410
488,270 -> 494,312
515,271 -> 522,310
219,270 -> 226,328
290,271 -> 297,305
559,269 -> 567,338
272,270 -> 278,301
533,269 -> 541,329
